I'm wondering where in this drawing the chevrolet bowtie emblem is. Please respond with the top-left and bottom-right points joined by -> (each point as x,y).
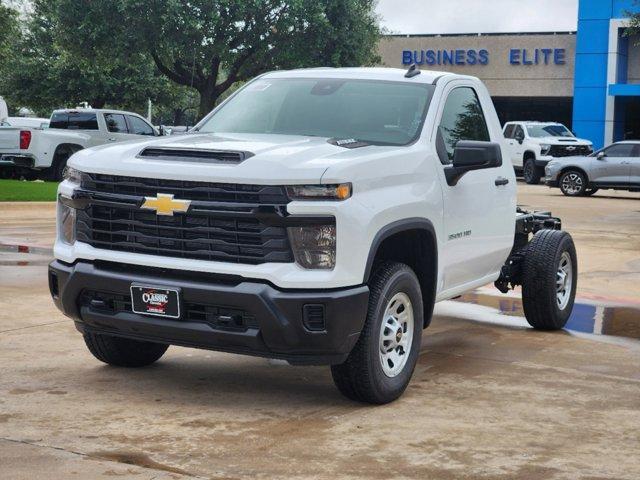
141,193 -> 191,216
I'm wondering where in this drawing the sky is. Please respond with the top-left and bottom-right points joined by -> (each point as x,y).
375,0 -> 579,35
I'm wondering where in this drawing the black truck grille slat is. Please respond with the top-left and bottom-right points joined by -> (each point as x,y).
549,145 -> 592,157
82,173 -> 289,204
77,174 -> 294,265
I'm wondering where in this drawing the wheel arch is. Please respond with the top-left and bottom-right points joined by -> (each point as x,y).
53,143 -> 84,163
524,150 -> 536,160
363,218 -> 438,328
559,165 -> 590,183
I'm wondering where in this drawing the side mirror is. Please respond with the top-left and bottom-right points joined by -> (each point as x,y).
515,132 -> 524,144
445,141 -> 503,186
597,151 -> 606,160
157,125 -> 165,136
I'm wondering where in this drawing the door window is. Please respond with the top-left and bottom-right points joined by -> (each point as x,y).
437,87 -> 490,164
126,115 -> 155,136
503,125 -> 515,139
604,144 -> 635,157
50,112 -> 99,130
104,113 -> 128,133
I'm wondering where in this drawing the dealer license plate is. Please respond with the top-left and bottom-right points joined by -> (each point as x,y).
130,284 -> 181,319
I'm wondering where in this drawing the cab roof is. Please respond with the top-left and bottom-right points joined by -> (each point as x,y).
262,67 -> 470,84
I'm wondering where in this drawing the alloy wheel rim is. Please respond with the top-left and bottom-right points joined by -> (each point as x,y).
561,173 -> 583,195
556,251 -> 573,310
379,292 -> 414,378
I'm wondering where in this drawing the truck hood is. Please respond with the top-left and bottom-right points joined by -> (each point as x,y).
70,132 -> 381,184
535,136 -> 592,145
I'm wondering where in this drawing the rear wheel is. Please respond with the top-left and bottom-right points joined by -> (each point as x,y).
523,158 -> 541,184
559,170 -> 587,196
83,332 -> 169,367
331,262 -> 423,404
521,230 -> 577,330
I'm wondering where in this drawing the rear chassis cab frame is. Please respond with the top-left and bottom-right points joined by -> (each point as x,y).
494,207 -> 562,293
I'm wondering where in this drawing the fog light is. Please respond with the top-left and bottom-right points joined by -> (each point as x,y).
288,224 -> 336,269
60,201 -> 76,245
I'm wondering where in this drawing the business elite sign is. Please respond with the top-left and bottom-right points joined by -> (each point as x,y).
402,48 -> 566,66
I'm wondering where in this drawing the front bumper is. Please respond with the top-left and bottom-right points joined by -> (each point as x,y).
49,260 -> 369,365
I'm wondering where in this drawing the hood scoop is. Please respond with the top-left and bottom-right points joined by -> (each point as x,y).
138,147 -> 253,163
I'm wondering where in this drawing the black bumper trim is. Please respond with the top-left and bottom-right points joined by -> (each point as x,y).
49,260 -> 369,365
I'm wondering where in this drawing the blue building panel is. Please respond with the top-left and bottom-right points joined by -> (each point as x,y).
574,54 -> 610,87
573,0 -> 640,147
578,0 -> 613,19
576,20 -> 611,53
574,87 -> 608,121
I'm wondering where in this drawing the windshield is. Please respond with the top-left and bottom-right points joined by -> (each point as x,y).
197,78 -> 435,146
526,124 -> 573,138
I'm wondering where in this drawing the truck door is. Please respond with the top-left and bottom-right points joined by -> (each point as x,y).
103,113 -> 130,144
503,124 -> 519,166
591,143 -> 633,185
511,124 -> 525,168
433,82 -> 516,293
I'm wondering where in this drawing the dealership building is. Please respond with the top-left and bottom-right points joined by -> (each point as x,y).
378,0 -> 640,149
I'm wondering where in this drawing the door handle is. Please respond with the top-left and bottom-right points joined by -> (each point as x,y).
108,137 -> 117,142
495,177 -> 509,186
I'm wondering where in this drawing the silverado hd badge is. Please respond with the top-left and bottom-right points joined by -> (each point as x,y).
141,193 -> 191,216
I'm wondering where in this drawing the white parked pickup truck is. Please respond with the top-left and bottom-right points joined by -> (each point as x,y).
0,108 -> 161,180
49,67 -> 578,404
503,121 -> 593,184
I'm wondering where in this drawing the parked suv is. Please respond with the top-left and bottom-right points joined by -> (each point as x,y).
545,141 -> 640,196
49,68 -> 578,404
503,121 -> 593,184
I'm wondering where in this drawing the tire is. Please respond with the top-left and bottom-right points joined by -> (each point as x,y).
559,170 -> 587,196
83,332 -> 169,367
583,188 -> 599,196
331,262 -> 424,404
523,158 -> 541,184
48,156 -> 68,182
521,230 -> 577,330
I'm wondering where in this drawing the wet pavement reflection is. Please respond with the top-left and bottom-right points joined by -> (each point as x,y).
457,292 -> 640,340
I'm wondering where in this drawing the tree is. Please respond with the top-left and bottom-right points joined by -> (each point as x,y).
0,0 -> 197,119
49,0 -> 382,119
0,2 -> 19,68
624,1 -> 640,38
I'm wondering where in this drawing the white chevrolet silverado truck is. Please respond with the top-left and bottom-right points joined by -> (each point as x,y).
0,108 -> 160,180
503,121 -> 593,184
49,67 -> 578,404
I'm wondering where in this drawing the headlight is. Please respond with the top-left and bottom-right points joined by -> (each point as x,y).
64,167 -> 82,185
540,144 -> 551,155
547,161 -> 558,168
59,198 -> 76,245
286,184 -> 351,201
288,224 -> 336,269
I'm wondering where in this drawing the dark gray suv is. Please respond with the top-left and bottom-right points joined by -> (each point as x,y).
544,141 -> 640,196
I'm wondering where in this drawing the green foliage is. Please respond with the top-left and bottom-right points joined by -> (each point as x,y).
624,1 -> 640,38
0,0 -> 198,121
0,3 -> 19,65
0,179 -> 58,202
49,0 -> 382,118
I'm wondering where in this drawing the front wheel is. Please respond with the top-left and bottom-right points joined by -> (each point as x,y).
523,159 -> 541,184
521,230 -> 577,330
559,170 -> 587,196
331,262 -> 424,404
